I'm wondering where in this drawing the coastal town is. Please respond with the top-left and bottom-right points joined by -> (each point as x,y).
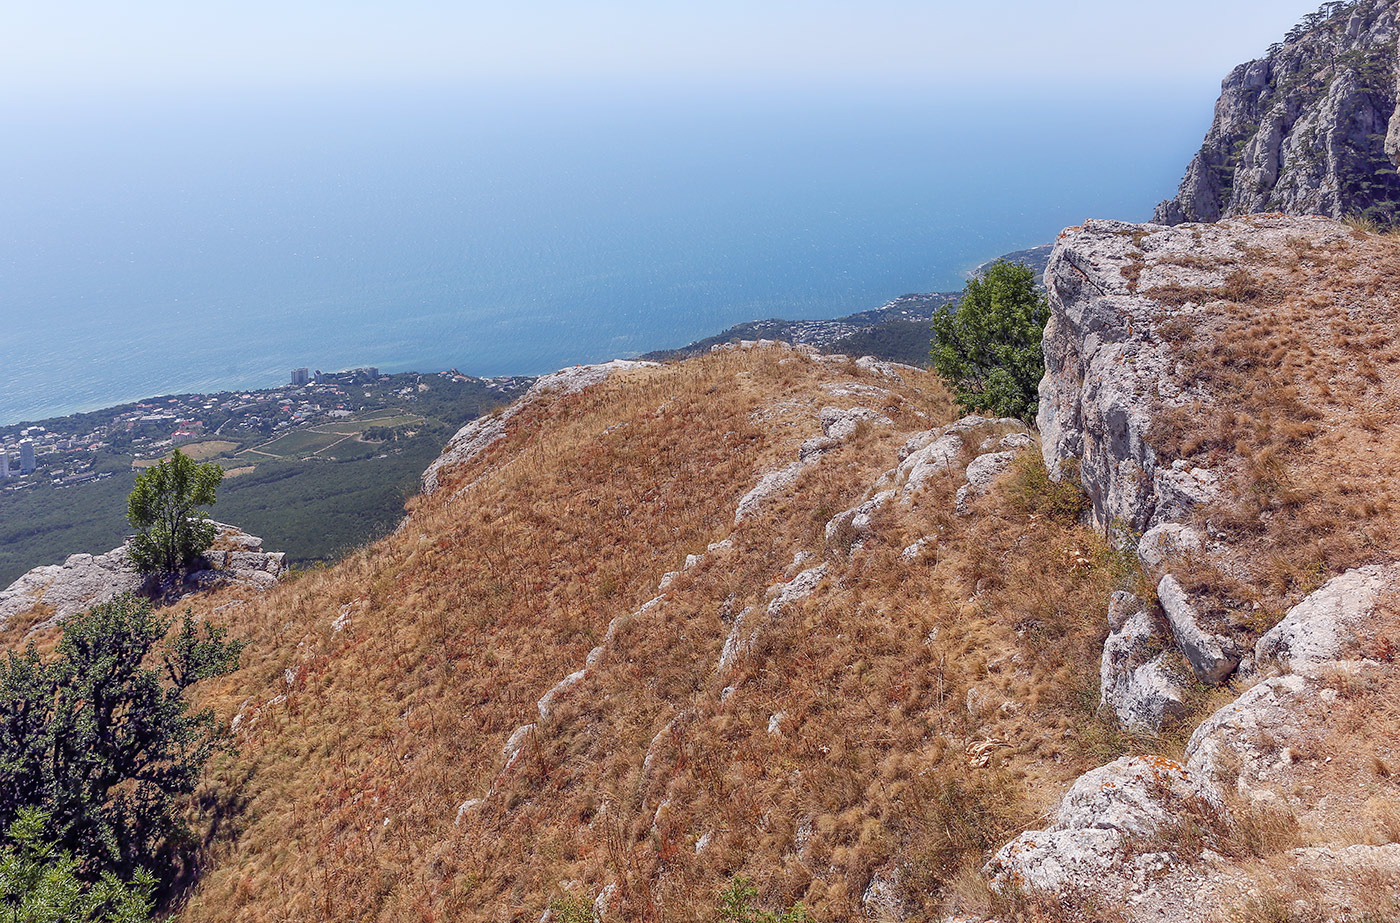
0,367 -> 532,491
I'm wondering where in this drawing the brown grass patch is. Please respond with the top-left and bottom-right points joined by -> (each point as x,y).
1145,231 -> 1400,620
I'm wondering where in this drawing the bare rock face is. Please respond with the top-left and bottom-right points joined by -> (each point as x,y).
0,522 -> 287,629
1100,605 -> 1188,731
986,756 -> 1202,894
1255,563 -> 1398,673
1037,215 -> 1352,534
1155,0 -> 1400,227
0,548 -> 145,628
1157,574 -> 1240,685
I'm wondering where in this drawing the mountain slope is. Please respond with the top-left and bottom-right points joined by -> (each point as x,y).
165,346 -> 1134,922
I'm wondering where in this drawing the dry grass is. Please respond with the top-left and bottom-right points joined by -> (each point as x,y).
1145,231 -> 1400,622
43,346 -> 1124,922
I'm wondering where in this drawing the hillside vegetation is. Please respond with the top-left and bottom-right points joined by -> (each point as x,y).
119,344 -> 1136,922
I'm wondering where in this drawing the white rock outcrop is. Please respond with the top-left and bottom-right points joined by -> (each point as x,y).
1255,564 -> 1397,674
1135,523 -> 1204,571
0,547 -> 145,628
1037,216 -> 1350,533
0,522 -> 287,629
1100,606 -> 1187,731
1157,574 -> 1239,685
954,449 -> 1018,515
987,756 -> 1202,893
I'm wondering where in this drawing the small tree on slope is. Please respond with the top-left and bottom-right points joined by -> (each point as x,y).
930,259 -> 1049,424
126,449 -> 223,574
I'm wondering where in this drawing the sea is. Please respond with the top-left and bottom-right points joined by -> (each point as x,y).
0,83 -> 1209,426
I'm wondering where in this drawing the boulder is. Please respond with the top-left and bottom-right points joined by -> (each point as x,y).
818,405 -> 893,441
955,450 -> 1017,514
825,491 -> 894,551
1100,608 -> 1188,731
1255,564 -> 1397,673
1184,673 -> 1317,801
1157,574 -> 1239,684
1136,523 -> 1204,571
987,756 -> 1202,893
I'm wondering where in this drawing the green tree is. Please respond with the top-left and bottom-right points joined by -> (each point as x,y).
930,260 -> 1049,424
0,596 -> 243,880
0,809 -> 154,923
126,449 -> 223,574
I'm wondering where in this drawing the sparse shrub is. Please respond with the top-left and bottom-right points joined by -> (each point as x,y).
548,895 -> 597,923
1004,453 -> 1086,524
716,876 -> 814,923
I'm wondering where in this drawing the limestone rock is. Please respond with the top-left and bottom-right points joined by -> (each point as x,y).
1184,673 -> 1315,801
1255,563 -> 1398,673
1155,0 -> 1400,226
1054,756 -> 1199,836
825,490 -> 894,551
767,565 -> 827,615
0,547 -> 144,628
1158,574 -> 1239,684
885,415 -> 1022,501
987,756 -> 1202,893
1106,590 -> 1143,632
861,863 -> 912,922
955,450 -> 1017,515
1037,216 -> 1350,533
734,461 -> 806,524
1100,608 -> 1188,731
1136,523 -> 1204,571
0,522 -> 287,629
819,405 -> 893,441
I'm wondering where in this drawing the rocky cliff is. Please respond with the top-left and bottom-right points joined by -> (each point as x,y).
1155,0 -> 1400,226
1013,213 -> 1400,919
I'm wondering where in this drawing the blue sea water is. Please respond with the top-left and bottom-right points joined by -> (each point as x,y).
0,84 -> 1208,426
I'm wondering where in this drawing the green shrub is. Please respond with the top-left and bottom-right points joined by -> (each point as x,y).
717,877 -> 814,923
0,596 -> 243,881
930,260 -> 1049,424
0,809 -> 154,923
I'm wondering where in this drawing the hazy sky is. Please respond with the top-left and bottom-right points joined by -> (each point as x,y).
3,1 -> 1328,99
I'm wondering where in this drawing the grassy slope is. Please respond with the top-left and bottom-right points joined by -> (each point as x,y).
165,348 -> 1126,922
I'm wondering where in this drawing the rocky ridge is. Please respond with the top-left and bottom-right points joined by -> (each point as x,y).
989,214 -> 1400,919
1155,0 -> 1400,226
0,521 -> 287,630
142,216 -> 1400,922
